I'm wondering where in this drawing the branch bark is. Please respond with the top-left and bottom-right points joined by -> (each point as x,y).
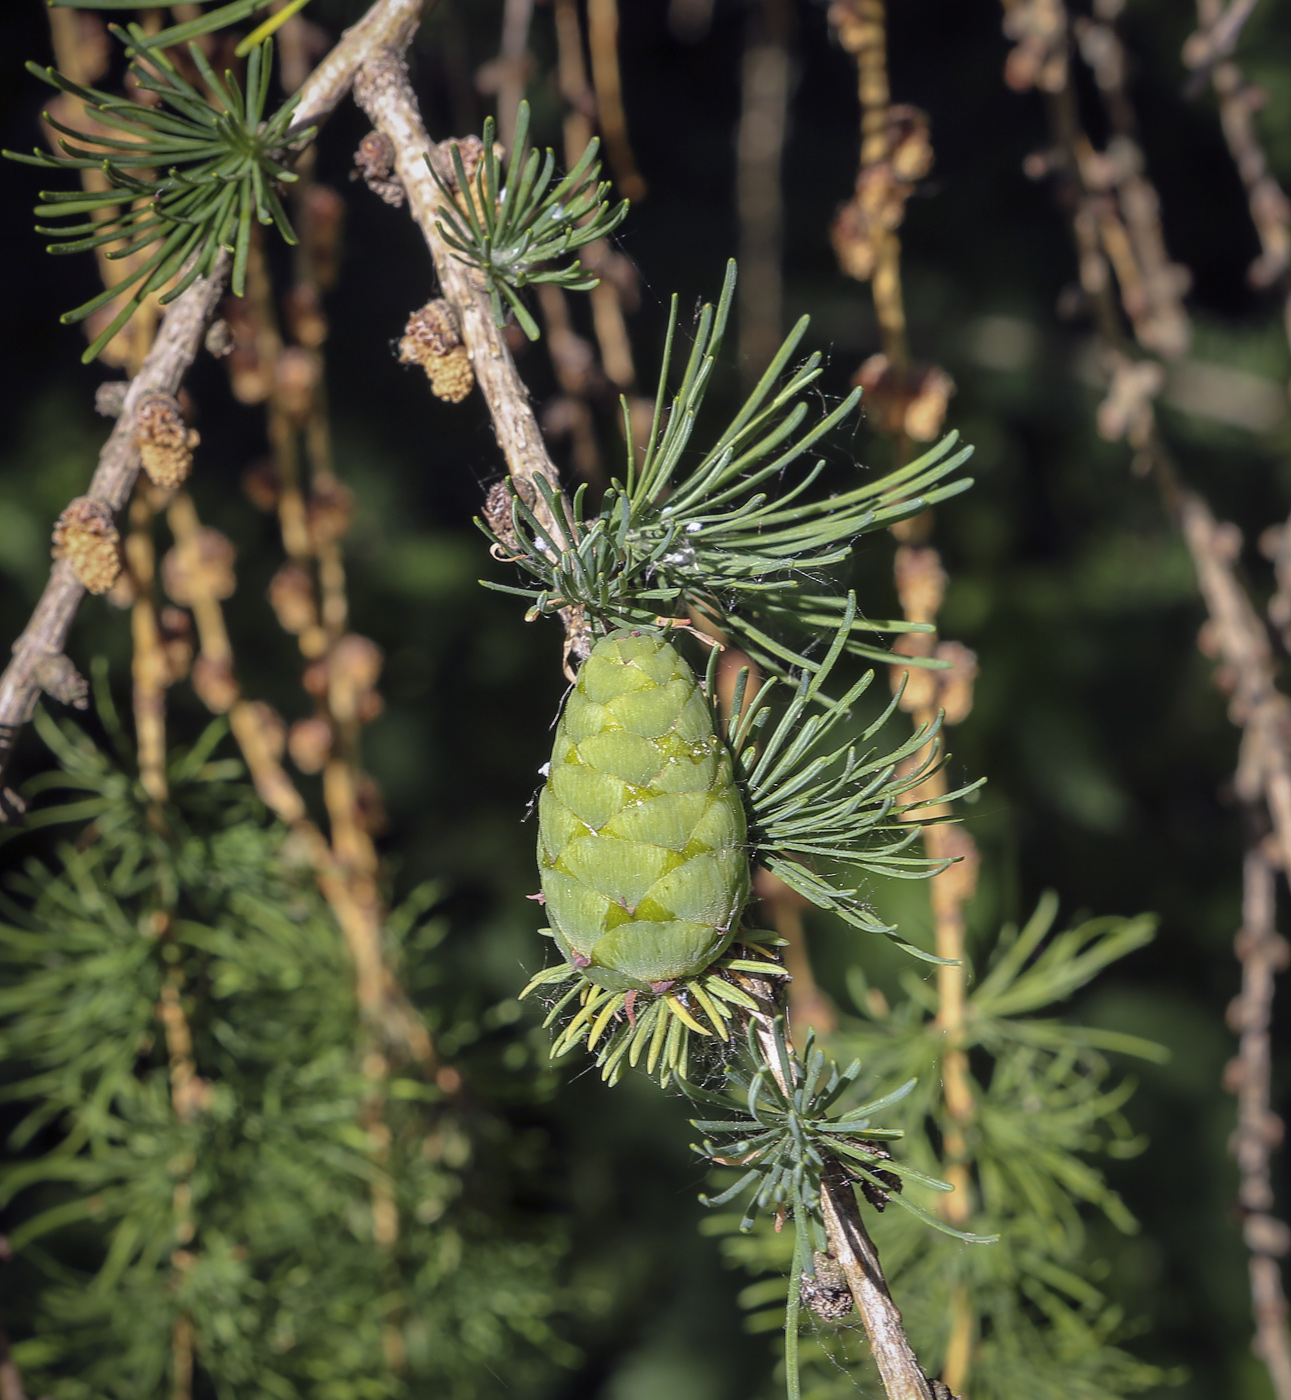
351,52 -> 563,514
289,0 -> 431,135
742,987 -> 944,1400
351,47 -> 592,669
0,258 -> 227,813
1229,845 -> 1291,1400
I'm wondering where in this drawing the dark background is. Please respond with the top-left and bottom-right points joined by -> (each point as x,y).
3,0 -> 1291,1395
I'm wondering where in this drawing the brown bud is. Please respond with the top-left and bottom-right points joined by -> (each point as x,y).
1245,1212 -> 1291,1257
355,688 -> 385,724
355,772 -> 387,836
887,105 -> 933,183
333,635 -> 383,692
242,457 -> 281,511
269,563 -> 317,635
1196,620 -> 1222,659
828,0 -> 882,54
893,545 -> 948,624
221,296 -> 271,405
1222,1055 -> 1247,1094
303,183 -> 345,288
1212,521 -> 1244,563
400,300 -> 475,404
302,658 -> 330,698
248,701 -> 287,762
308,476 -> 355,547
134,392 -> 199,489
205,318 -> 233,358
191,654 -> 238,714
934,640 -> 978,725
284,283 -> 328,349
161,528 -> 236,605
52,497 -> 121,594
158,607 -> 194,685
95,380 -> 128,418
288,715 -> 333,774
274,347 -> 322,422
329,634 -> 383,725
353,130 -> 405,207
903,365 -> 955,442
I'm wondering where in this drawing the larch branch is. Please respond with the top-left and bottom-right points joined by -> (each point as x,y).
0,0 -> 439,815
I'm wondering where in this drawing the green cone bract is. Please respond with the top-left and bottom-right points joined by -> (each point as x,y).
538,630 -> 750,993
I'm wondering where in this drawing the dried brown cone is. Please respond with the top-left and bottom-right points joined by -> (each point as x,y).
274,347 -> 322,423
328,633 -> 383,725
353,130 -> 405,207
52,497 -> 121,594
269,563 -> 317,636
854,355 -> 955,441
399,300 -> 475,404
161,528 -> 236,605
287,715 -> 333,774
158,606 -> 194,685
192,654 -> 238,714
134,392 -> 200,490
308,476 -> 355,547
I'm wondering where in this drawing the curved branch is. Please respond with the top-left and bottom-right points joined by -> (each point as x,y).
0,257 -> 228,815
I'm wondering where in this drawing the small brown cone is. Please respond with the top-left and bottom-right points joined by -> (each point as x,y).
134,392 -> 199,489
400,300 -> 475,404
52,497 -> 121,594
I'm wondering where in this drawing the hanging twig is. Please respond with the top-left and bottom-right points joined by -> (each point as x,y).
1228,844 -> 1291,1400
737,0 -> 793,388
1012,9 -> 1291,1391
1182,0 -> 1263,79
586,0 -> 645,201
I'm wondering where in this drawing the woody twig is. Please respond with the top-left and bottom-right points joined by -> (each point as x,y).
1011,5 -> 1291,1391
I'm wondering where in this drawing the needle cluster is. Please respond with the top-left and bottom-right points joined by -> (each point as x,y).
482,262 -> 974,676
7,35 -> 310,362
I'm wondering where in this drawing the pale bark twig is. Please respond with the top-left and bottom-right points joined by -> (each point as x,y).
0,259 -> 227,814
740,990 -> 942,1400
1229,845 -> 1291,1400
288,0 -> 431,137
1182,0 -> 1262,77
352,49 -> 592,669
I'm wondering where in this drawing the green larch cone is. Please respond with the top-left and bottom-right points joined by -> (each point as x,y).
537,629 -> 751,993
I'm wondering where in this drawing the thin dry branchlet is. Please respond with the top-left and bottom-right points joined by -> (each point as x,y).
52,497 -> 122,594
831,105 -> 933,282
134,392 -> 200,490
269,562 -> 318,635
399,299 -> 475,403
